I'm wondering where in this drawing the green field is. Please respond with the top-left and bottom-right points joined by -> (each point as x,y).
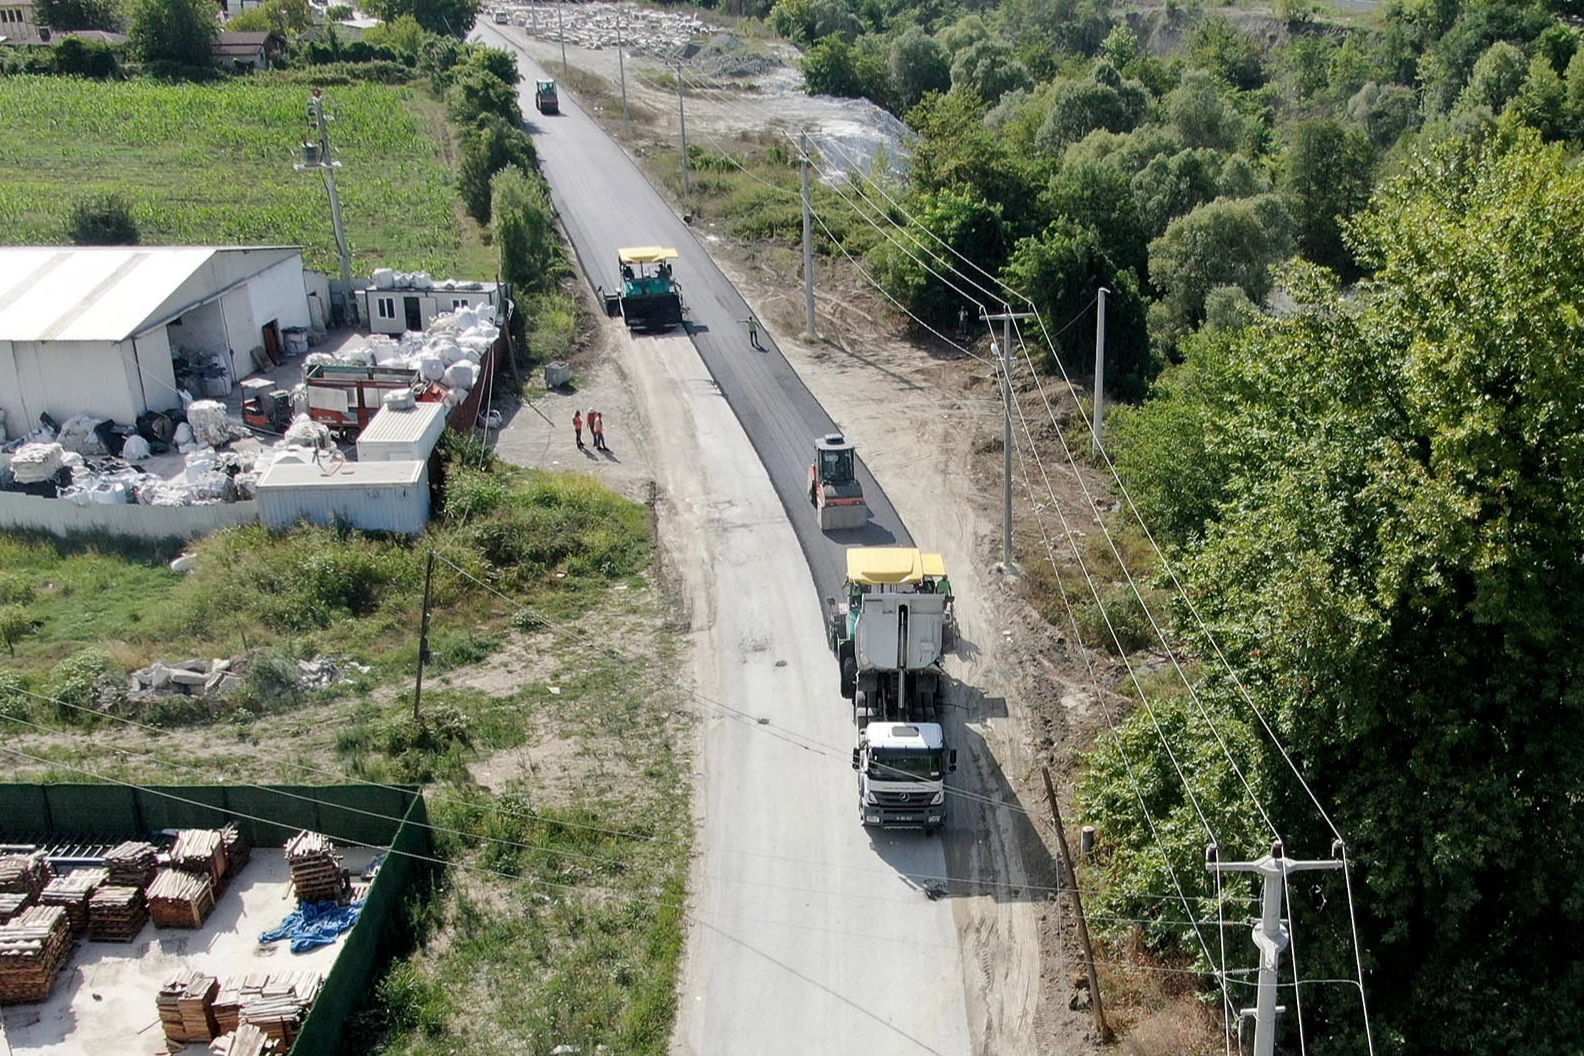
0,75 -> 490,276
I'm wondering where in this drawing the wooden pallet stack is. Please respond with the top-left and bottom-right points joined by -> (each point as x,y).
103,841 -> 159,889
38,868 -> 108,939
0,904 -> 72,1005
208,1022 -> 279,1056
0,851 -> 51,900
146,868 -> 216,928
157,969 -> 220,1046
285,831 -> 347,904
0,892 -> 32,925
220,822 -> 251,879
87,884 -> 147,942
171,829 -> 228,893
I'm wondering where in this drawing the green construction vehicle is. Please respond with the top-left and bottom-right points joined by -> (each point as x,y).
602,247 -> 684,331
534,78 -> 559,115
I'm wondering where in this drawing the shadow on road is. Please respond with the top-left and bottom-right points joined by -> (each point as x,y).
826,521 -> 900,546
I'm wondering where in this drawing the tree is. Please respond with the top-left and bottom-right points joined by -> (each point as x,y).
1033,64 -> 1146,155
67,193 -> 139,244
53,34 -> 120,77
492,165 -> 562,298
1509,52 -> 1569,139
447,63 -> 520,125
1281,119 -> 1374,278
800,36 -> 864,97
1455,39 -> 1528,114
907,90 -> 1042,226
1165,69 -> 1242,151
1346,81 -> 1421,147
360,0 -> 479,38
226,0 -> 312,33
0,606 -> 34,658
1042,157 -> 1148,277
35,0 -> 120,30
1147,193 -> 1291,340
1130,147 -> 1225,239
888,26 -> 949,111
1002,220 -> 1154,398
1187,15 -> 1264,90
949,38 -> 1032,106
1108,132 -> 1584,1054
361,12 -> 429,58
127,0 -> 218,68
458,113 -> 536,223
870,187 -> 1008,327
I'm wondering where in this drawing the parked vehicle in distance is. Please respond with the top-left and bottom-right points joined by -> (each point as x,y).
493,9 -> 509,24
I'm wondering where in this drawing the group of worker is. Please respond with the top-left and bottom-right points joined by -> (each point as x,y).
572,409 -> 608,452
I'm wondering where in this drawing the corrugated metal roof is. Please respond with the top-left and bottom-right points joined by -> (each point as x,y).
0,246 -> 293,343
356,401 -> 448,445
257,460 -> 425,488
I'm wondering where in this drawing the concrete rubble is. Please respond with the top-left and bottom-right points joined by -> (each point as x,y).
127,653 -> 368,704
506,1 -> 718,59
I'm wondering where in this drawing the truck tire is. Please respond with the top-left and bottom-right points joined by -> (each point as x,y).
839,645 -> 856,699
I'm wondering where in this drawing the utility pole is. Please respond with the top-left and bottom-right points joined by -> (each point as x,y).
557,0 -> 567,77
413,551 -> 435,723
1043,767 -> 1110,1041
800,132 -> 817,339
1207,841 -> 1345,1056
1092,286 -> 1108,455
677,61 -> 690,197
616,7 -> 630,136
984,305 -> 1036,568
295,89 -> 357,323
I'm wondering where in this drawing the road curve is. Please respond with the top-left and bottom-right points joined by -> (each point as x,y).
479,27 -> 975,1056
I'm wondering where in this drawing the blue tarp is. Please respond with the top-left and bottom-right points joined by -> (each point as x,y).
260,899 -> 365,954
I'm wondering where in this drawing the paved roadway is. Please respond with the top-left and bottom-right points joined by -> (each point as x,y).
485,29 -> 910,603
479,27 -> 976,1056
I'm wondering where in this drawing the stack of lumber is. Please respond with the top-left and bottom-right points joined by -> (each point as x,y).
38,868 -> 108,938
157,969 -> 221,1045
146,868 -> 215,928
87,885 -> 147,942
208,1023 -> 279,1056
285,831 -> 347,903
104,841 -> 159,889
0,892 -> 32,924
171,829 -> 228,891
0,904 -> 72,1004
0,852 -> 51,899
220,822 -> 251,878
215,970 -> 322,1048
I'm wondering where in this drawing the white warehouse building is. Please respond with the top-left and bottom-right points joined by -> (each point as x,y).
0,246 -> 314,430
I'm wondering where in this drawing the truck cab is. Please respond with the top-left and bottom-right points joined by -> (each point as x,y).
853,721 -> 957,834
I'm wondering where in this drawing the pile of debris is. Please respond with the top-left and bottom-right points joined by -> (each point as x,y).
509,0 -> 717,58
209,1022 -> 280,1056
0,904 -> 72,1004
127,651 -> 360,706
304,304 -> 500,410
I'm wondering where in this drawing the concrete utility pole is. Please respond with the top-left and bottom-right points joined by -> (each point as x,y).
984,306 -> 1036,568
1207,841 -> 1345,1056
295,89 -> 357,323
557,0 -> 567,77
800,132 -> 817,339
617,8 -> 630,135
677,62 -> 690,197
1043,767 -> 1110,1041
1092,286 -> 1108,455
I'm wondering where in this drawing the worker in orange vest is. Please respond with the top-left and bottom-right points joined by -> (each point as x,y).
573,410 -> 585,449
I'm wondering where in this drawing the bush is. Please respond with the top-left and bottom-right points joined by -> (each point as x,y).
45,649 -> 121,722
53,35 -> 120,78
67,193 -> 139,245
0,605 -> 36,657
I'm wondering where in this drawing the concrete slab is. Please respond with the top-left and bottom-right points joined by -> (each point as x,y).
1,847 -> 383,1054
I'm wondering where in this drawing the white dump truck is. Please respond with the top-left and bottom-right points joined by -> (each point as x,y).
826,547 -> 958,834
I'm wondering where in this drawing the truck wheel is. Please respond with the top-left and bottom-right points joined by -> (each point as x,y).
839,647 -> 856,699
853,689 -> 869,726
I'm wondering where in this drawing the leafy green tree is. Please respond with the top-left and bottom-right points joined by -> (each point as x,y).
1200,283 -> 1257,331
997,0 -> 1110,58
1455,39 -> 1528,114
127,0 -> 218,67
226,0 -> 312,33
361,12 -> 429,57
1346,81 -> 1421,147
492,165 -> 562,300
1165,69 -> 1242,150
1043,157 -> 1148,276
870,187 -> 1008,326
1280,118 -> 1374,278
935,12 -> 988,56
1187,15 -> 1264,90
1033,64 -> 1147,155
446,63 -> 520,125
888,26 -> 950,111
360,0 -> 479,38
1003,220 -> 1154,397
1147,193 -> 1291,340
0,606 -> 34,658
949,38 -> 1032,106
770,0 -> 817,43
458,113 -> 536,223
1130,147 -> 1225,239
67,193 -> 138,244
36,0 -> 120,29
53,34 -> 120,77
1110,132 -> 1584,1055
325,3 -> 352,17
906,89 -> 1041,221
1509,51 -> 1569,139
800,35 -> 864,97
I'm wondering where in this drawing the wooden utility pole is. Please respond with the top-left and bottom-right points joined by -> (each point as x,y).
413,551 -> 435,723
1043,766 -> 1110,1041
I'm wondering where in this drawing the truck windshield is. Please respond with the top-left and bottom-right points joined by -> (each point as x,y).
821,448 -> 853,484
868,750 -> 941,781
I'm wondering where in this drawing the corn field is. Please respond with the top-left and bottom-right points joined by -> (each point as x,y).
0,76 -> 476,275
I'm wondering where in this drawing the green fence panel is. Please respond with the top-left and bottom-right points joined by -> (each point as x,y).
43,785 -> 141,837
139,785 -> 231,833
0,785 -> 51,838
291,791 -> 434,1056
